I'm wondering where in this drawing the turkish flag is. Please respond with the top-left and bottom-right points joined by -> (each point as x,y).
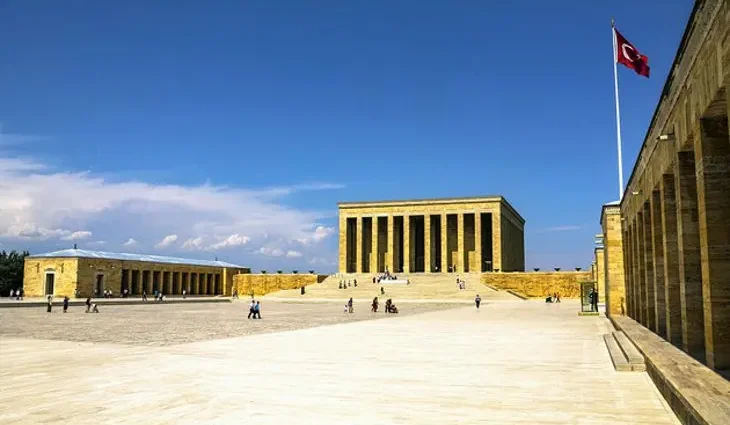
614,29 -> 650,78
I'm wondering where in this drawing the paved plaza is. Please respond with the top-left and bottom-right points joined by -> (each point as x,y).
0,300 -> 679,424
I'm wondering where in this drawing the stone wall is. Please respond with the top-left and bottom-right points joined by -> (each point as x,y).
481,271 -> 592,298
23,258 -> 80,297
234,273 -> 328,296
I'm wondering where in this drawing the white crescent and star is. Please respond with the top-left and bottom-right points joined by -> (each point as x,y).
621,43 -> 639,62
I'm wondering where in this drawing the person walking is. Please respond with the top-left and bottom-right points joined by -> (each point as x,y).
591,289 -> 599,312
347,297 -> 354,314
15,289 -> 20,301
142,290 -> 148,301
371,297 -> 379,313
182,289 -> 186,299
85,297 -> 92,313
248,299 -> 256,319
475,294 -> 481,310
63,296 -> 70,313
46,295 -> 53,313
254,301 -> 262,319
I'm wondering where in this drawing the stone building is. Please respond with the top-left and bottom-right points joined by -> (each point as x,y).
338,196 -> 525,274
619,0 -> 729,372
24,249 -> 249,298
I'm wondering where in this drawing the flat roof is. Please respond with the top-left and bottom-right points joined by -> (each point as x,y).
27,249 -> 245,269
338,195 -> 524,224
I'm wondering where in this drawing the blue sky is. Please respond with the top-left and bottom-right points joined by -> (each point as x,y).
0,0 -> 694,271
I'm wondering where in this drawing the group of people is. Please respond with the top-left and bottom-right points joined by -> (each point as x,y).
247,299 -> 262,319
44,295 -> 99,313
545,293 -> 562,303
374,271 -> 399,283
338,279 -> 357,289
366,296 -> 399,314
6,288 -> 24,300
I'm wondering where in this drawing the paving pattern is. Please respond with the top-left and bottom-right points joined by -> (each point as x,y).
0,300 -> 458,346
0,300 -> 679,424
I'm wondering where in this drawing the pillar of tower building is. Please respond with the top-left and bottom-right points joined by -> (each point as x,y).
601,204 -> 625,317
623,227 -> 633,318
660,173 -> 683,348
643,202 -> 656,331
371,217 -> 379,273
338,214 -> 346,274
356,216 -> 363,273
693,115 -> 730,370
457,213 -> 465,273
650,189 -> 667,338
424,215 -> 432,273
403,215 -> 410,273
491,213 -> 502,272
387,215 -> 394,273
675,150 -> 706,363
474,212 -> 483,272
440,213 -> 448,273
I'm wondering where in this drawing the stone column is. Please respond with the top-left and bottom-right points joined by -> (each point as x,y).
635,216 -> 645,325
184,272 -> 191,294
643,203 -> 656,331
457,213 -> 465,273
424,215 -> 432,273
355,216 -> 363,273
475,212 -> 483,273
650,189 -> 667,337
492,213 -> 502,272
338,214 -> 347,274
371,217 -> 379,273
595,247 -> 605,303
387,215 -> 394,273
675,151 -> 706,363
693,116 -> 730,370
441,213 -> 448,273
624,225 -> 634,318
602,204 -> 626,317
403,215 -> 410,273
661,174 -> 682,348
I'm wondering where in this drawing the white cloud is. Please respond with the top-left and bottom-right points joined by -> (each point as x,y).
0,156 -> 340,263
155,234 -> 178,249
61,230 -> 92,241
208,234 -> 250,251
258,247 -> 284,257
123,238 -> 138,247
296,225 -> 335,245
308,256 -> 336,266
285,250 -> 302,258
182,236 -> 205,250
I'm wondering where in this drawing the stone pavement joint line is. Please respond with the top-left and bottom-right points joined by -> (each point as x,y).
0,300 -> 680,424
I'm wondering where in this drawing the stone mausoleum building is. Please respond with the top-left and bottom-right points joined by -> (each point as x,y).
24,249 -> 250,298
338,196 -> 525,274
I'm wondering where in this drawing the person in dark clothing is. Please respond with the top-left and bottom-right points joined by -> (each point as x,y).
380,286 -> 385,295
371,297 -> 379,313
254,301 -> 262,319
475,295 -> 481,310
347,297 -> 354,314
591,289 -> 599,312
46,296 -> 53,313
85,297 -> 92,313
63,296 -> 70,313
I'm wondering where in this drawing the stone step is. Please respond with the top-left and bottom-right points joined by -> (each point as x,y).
613,331 -> 646,372
603,333 -> 632,372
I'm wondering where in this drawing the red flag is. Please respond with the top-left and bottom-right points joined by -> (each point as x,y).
614,28 -> 650,77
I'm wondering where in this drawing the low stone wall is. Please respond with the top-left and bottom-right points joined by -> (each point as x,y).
481,271 -> 592,298
233,274 -> 327,296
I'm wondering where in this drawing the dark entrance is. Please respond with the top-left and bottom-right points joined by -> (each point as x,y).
44,273 -> 55,295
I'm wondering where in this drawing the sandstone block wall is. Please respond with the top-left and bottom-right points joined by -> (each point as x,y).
481,271 -> 592,298
23,258 -> 80,297
234,273 -> 328,296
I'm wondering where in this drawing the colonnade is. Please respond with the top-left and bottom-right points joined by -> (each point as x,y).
120,269 -> 222,296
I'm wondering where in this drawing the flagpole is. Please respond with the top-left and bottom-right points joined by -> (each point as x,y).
611,18 -> 624,200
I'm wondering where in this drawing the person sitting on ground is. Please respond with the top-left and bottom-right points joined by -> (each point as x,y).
91,303 -> 99,313
545,294 -> 553,303
388,301 -> 399,314
343,303 -> 349,313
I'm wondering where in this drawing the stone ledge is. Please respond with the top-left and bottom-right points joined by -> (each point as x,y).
0,297 -> 230,309
610,315 -> 730,425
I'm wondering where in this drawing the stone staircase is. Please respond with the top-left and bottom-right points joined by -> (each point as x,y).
603,330 -> 646,372
266,273 -> 521,301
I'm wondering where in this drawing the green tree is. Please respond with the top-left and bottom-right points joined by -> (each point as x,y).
0,250 -> 29,297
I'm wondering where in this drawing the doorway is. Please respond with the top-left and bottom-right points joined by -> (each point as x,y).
95,274 -> 104,296
44,273 -> 55,296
